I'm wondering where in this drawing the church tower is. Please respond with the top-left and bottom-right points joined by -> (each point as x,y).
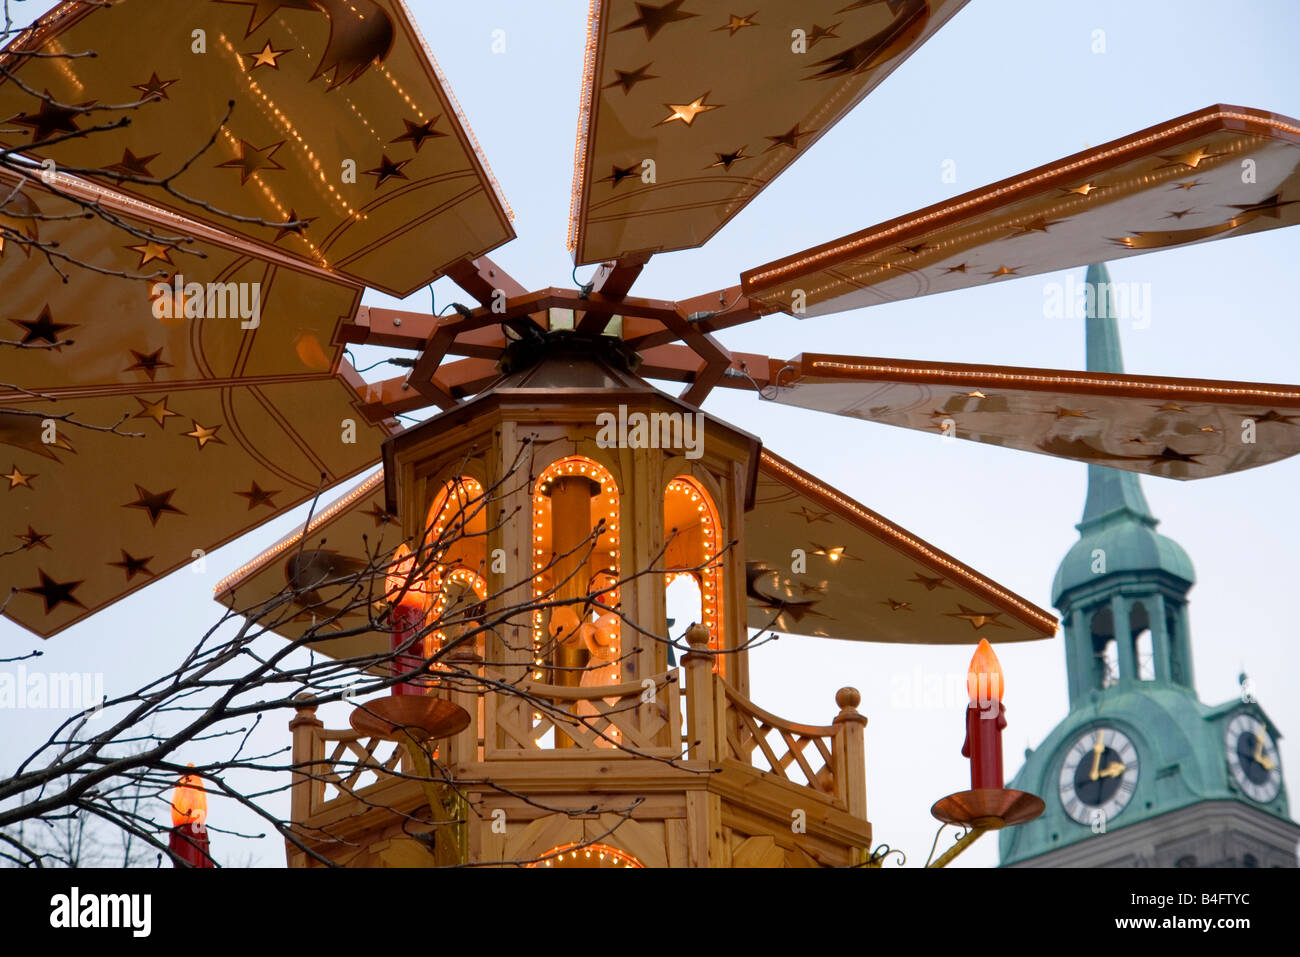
999,264 -> 1300,867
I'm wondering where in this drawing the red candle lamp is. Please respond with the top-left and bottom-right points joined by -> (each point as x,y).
386,543 -> 430,696
931,639 -> 1044,833
168,766 -> 214,868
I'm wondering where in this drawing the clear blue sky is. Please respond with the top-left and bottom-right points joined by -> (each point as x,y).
4,0 -> 1298,867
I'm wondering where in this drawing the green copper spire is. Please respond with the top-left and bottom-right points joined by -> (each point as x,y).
1080,262 -> 1155,530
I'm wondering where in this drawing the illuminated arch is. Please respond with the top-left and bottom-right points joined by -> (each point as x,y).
421,477 -> 489,657
531,456 -> 621,681
664,476 -> 723,657
529,842 -> 643,868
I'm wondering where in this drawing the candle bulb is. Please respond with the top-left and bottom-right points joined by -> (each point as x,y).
386,543 -> 429,696
168,765 -> 214,868
962,638 -> 1007,790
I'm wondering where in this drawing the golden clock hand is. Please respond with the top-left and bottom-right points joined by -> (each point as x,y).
1089,730 -> 1105,781
1099,761 -> 1126,778
1250,731 -> 1276,770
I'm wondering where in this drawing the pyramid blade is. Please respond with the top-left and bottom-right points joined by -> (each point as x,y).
742,105 -> 1300,316
569,0 -> 969,265
746,450 -> 1056,643
0,0 -> 514,296
771,353 -> 1300,479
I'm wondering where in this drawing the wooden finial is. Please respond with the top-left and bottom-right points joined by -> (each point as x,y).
835,687 -> 860,710
685,623 -> 711,649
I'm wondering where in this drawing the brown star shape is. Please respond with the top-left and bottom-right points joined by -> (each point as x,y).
10,89 -> 91,141
133,396 -> 178,429
882,598 -> 913,612
15,525 -> 51,550
21,570 -> 84,613
217,139 -> 285,185
185,421 -> 224,449
604,163 -> 639,188
945,604 -> 1011,630
1250,410 -> 1300,425
4,464 -> 36,490
109,549 -> 155,581
131,73 -> 179,101
125,348 -> 172,381
10,306 -> 74,346
363,503 -> 394,527
764,123 -> 815,152
615,1 -> 699,40
392,116 -> 446,152
807,22 -> 841,47
273,209 -> 317,242
658,93 -> 721,126
708,147 -> 749,171
236,481 -> 280,510
246,40 -> 289,69
714,12 -> 757,36
106,148 -> 160,179
791,505 -> 832,524
125,484 -> 184,525
365,154 -> 410,188
906,573 -> 950,591
605,63 -> 659,94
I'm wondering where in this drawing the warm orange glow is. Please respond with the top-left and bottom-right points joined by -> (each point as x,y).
387,543 -> 428,611
966,638 -> 1004,702
171,768 -> 206,827
531,841 -> 642,868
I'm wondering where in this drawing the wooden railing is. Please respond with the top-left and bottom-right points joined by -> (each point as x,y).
680,626 -> 867,817
288,697 -> 408,820
484,669 -> 682,758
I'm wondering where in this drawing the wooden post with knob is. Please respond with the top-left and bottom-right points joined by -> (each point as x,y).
832,687 -> 868,820
682,623 -> 718,762
288,694 -> 324,867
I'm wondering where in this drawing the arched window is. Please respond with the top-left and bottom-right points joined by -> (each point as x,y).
664,477 -> 723,662
422,477 -> 488,658
529,842 -> 643,868
531,457 -> 621,684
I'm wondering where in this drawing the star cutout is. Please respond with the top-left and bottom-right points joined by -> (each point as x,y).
1060,182 -> 1098,196
1171,179 -> 1203,191
943,263 -> 968,274
1151,401 -> 1188,414
273,208 -> 316,242
127,241 -> 173,267
764,123 -> 815,152
963,390 -> 986,399
797,581 -> 829,597
1226,194 -> 1299,220
109,549 -> 154,581
131,73 -> 179,102
807,22 -> 841,47
658,93 -> 721,126
236,481 -> 280,510
391,115 -> 446,152
810,543 -> 849,563
133,396 -> 178,429
1044,406 -> 1092,419
363,503 -> 394,527
125,348 -> 171,381
708,147 -> 749,171
4,464 -> 35,489
10,306 -> 74,346
882,598 -> 912,612
1164,208 -> 1196,220
615,1 -> 699,41
21,570 -> 84,614
906,573 -> 950,591
1250,410 -> 1300,425
988,265 -> 1020,278
125,484 -> 184,525
604,163 -> 640,188
1147,447 -> 1201,465
10,89 -> 90,141
899,242 -> 930,255
106,148 -> 160,179
216,139 -> 285,185
791,505 -> 832,525
604,63 -> 659,94
946,604 -> 1011,630
1156,147 -> 1225,170
15,525 -> 51,550
1005,217 -> 1065,237
185,421 -> 224,449
246,40 -> 289,69
364,154 -> 410,188
714,12 -> 757,36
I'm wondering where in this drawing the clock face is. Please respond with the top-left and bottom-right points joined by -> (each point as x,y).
1225,713 -> 1282,804
1058,726 -> 1140,826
